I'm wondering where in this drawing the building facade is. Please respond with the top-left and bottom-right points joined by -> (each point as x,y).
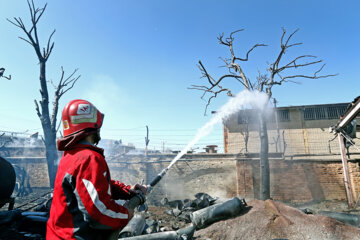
224,102 -> 360,155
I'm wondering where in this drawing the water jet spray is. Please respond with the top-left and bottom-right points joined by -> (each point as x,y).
128,90 -> 268,208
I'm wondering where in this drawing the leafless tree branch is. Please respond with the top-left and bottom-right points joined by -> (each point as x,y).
0,68 -> 12,80
45,29 -> 55,60
34,99 -> 41,117
272,64 -> 338,85
235,43 -> 267,61
192,27 -> 337,116
192,30 -> 269,114
56,116 -> 63,136
265,28 -> 338,98
50,67 -> 80,130
7,0 -> 54,61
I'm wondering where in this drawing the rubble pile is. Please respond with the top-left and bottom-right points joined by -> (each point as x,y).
117,193 -> 248,239
160,193 -> 221,224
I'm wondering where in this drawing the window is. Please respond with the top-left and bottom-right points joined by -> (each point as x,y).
327,106 -> 338,119
304,108 -> 315,120
304,104 -> 348,120
327,105 -> 348,119
277,109 -> 290,122
338,106 -> 347,116
315,107 -> 326,119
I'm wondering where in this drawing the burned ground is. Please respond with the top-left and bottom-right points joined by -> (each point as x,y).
3,189 -> 360,240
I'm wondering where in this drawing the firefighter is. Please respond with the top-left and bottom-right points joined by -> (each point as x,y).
47,99 -> 147,240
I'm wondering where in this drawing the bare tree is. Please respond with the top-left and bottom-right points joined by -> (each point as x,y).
8,0 -> 80,187
0,68 -> 11,80
190,28 -> 336,200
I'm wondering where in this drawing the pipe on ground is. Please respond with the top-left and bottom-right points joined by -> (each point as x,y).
318,211 -> 360,227
119,213 -> 146,238
190,197 -> 247,229
118,224 -> 195,240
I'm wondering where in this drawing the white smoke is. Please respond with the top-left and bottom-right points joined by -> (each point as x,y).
167,90 -> 269,169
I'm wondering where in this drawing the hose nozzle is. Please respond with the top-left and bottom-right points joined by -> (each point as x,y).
146,168 -> 168,193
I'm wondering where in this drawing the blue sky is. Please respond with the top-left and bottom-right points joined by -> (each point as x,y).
0,0 -> 359,152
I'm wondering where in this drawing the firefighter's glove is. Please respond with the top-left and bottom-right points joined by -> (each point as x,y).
127,192 -> 146,209
130,183 -> 148,195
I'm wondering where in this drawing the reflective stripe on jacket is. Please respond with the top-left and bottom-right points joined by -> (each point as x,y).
46,144 -> 132,240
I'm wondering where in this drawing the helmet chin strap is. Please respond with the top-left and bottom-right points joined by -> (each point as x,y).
93,129 -> 101,145
93,133 -> 101,145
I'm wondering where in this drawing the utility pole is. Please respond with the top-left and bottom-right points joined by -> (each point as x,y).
145,126 -> 150,157
330,96 -> 360,208
338,133 -> 355,208
273,98 -> 281,153
162,141 -> 165,153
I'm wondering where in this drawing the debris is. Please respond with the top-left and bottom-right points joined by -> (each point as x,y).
161,192 -> 221,224
0,209 -> 22,225
190,197 -> 247,229
318,211 -> 360,228
119,213 -> 146,238
118,224 -> 195,240
143,219 -> 159,234
0,210 -> 48,240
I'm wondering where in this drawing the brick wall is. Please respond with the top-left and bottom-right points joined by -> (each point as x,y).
237,158 -> 360,203
6,155 -> 360,204
7,157 -> 50,188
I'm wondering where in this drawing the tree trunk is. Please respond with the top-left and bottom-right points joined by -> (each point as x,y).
39,61 -> 57,188
44,129 -> 58,188
259,111 -> 270,200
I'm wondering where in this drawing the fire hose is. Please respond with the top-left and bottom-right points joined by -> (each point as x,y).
127,168 -> 169,209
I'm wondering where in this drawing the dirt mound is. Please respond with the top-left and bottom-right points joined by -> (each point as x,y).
194,199 -> 360,240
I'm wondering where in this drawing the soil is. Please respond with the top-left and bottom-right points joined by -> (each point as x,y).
3,189 -> 360,240
193,199 -> 360,240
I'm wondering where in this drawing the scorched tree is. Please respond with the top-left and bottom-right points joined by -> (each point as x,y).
190,28 -> 336,200
8,0 -> 80,187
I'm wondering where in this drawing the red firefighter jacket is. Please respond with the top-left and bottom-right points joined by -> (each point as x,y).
46,144 -> 134,240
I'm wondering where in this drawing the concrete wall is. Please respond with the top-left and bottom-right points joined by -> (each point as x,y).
226,128 -> 360,155
6,154 -> 360,204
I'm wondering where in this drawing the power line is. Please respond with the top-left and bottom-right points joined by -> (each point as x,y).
103,128 -> 207,131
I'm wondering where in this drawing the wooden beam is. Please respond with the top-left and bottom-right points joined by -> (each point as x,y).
338,133 -> 355,208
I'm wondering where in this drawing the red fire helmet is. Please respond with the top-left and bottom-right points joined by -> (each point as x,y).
61,99 -> 104,137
